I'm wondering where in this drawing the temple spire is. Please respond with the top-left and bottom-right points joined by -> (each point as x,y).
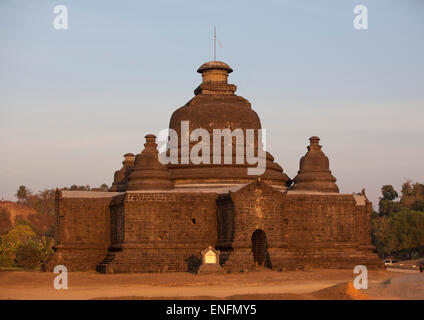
292,136 -> 339,193
126,134 -> 174,190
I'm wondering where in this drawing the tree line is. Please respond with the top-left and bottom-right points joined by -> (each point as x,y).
371,181 -> 424,259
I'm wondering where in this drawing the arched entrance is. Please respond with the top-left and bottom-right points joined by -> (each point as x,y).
251,229 -> 268,267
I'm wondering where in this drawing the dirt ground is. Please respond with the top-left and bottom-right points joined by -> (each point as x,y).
0,268 -> 422,300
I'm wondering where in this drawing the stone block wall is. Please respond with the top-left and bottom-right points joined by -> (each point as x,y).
222,183 -> 382,271
283,193 -> 364,246
100,191 -> 218,273
122,192 -> 217,246
44,192 -> 113,271
45,183 -> 382,273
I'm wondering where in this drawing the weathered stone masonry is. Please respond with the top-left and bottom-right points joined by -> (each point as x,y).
46,192 -> 115,271
44,60 -> 382,273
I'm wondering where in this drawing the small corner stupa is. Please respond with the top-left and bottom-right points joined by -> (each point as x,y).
127,134 -> 174,191
109,153 -> 135,192
292,136 -> 339,193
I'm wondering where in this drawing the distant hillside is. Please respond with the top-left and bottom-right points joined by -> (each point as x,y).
0,201 -> 54,235
1,184 -> 108,237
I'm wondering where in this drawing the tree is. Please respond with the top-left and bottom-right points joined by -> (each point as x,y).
26,189 -> 55,217
100,183 -> 109,189
0,224 -> 52,269
0,239 -> 19,267
68,185 -> 90,191
372,182 -> 424,259
38,236 -> 54,261
400,181 -> 424,207
378,185 -> 402,217
389,209 -> 424,252
378,199 -> 403,217
371,215 -> 391,257
15,185 -> 32,203
2,224 -> 36,246
15,241 -> 42,270
372,208 -> 424,258
401,181 -> 413,198
381,185 -> 398,201
0,225 -> 37,268
411,200 -> 424,212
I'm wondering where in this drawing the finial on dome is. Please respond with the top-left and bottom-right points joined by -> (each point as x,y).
144,134 -> 157,149
308,136 -> 322,151
145,134 -> 156,139
194,61 -> 236,95
123,153 -> 135,164
197,61 -> 233,84
309,136 -> 320,144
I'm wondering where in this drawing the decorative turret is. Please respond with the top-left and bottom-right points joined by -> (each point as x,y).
109,153 -> 135,192
198,61 -> 233,83
194,61 -> 237,95
292,136 -> 339,193
127,134 -> 174,190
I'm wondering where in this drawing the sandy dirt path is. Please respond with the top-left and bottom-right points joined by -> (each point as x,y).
0,269 -> 404,300
366,269 -> 424,300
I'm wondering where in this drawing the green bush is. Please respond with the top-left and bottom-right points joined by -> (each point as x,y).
0,254 -> 15,268
0,224 -> 54,269
14,242 -> 42,270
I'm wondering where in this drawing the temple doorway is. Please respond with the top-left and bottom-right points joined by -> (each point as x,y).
251,229 -> 270,268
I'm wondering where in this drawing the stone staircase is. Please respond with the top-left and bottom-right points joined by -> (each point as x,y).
96,253 -> 116,273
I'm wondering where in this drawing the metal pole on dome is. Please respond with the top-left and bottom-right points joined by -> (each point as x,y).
214,26 -> 216,61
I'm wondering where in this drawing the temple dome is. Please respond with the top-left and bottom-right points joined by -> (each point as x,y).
166,61 -> 290,188
292,136 -> 339,193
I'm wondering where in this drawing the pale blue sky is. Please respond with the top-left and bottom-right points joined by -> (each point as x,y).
1,0 -> 423,206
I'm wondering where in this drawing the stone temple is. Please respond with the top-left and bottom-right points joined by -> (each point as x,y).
44,61 -> 382,273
